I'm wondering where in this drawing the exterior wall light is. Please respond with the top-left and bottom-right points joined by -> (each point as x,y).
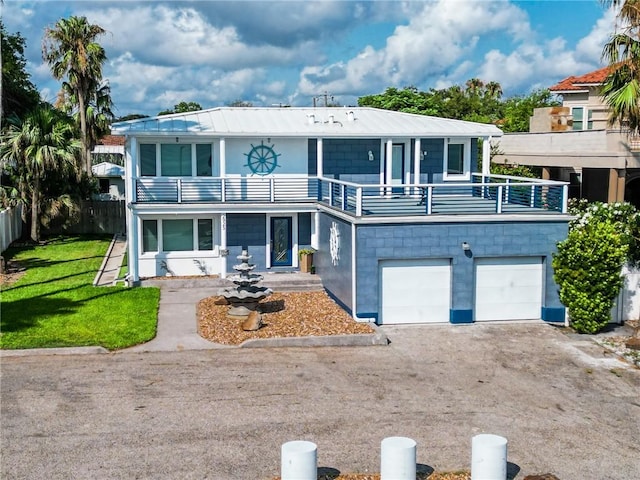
368,150 -> 374,161
462,242 -> 471,251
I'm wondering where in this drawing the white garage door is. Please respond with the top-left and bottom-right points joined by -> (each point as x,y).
475,257 -> 543,321
380,259 -> 451,324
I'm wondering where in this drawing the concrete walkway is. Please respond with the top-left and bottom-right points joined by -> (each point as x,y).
92,233 -> 127,286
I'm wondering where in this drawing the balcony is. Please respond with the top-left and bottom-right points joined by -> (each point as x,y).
134,174 -> 568,216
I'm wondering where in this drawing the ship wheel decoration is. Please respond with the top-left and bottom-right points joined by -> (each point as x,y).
244,140 -> 281,175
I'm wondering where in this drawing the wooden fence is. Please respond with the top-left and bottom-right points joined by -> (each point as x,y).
45,200 -> 126,236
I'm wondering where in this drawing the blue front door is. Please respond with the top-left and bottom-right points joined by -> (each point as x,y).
270,216 -> 292,266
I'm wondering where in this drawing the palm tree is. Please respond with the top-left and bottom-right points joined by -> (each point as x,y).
484,81 -> 503,100
601,1 -> 640,131
465,78 -> 485,97
42,16 -> 109,174
0,105 -> 80,242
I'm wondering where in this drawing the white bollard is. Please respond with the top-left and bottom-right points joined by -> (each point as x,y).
281,440 -> 317,480
380,436 -> 417,480
471,434 -> 508,480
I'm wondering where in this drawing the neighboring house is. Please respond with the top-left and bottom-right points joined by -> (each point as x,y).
493,66 -> 640,208
92,135 -> 126,200
91,162 -> 125,200
112,107 -> 571,325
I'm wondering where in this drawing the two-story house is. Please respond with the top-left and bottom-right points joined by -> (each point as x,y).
493,66 -> 640,208
112,107 -> 571,325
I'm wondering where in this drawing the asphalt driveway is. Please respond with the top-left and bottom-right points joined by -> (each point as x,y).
1,323 -> 638,480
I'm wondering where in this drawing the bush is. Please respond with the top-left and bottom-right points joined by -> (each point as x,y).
553,209 -> 629,333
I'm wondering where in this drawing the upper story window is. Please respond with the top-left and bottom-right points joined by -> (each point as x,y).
139,143 -> 213,177
571,107 -> 593,130
443,139 -> 471,181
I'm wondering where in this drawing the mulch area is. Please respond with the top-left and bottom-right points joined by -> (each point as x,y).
197,290 -> 375,345
0,259 -> 26,287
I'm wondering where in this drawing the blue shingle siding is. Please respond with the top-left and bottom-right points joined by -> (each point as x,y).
317,213 -> 353,313
298,212 -> 312,246
323,139 -> 381,182
227,213 -> 267,271
355,220 -> 568,321
308,140 -> 317,175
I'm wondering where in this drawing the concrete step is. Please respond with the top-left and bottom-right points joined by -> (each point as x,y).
141,272 -> 323,292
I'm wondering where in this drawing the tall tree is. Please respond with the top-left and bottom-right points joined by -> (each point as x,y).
601,1 -> 640,131
1,105 -> 80,242
42,16 -> 110,174
1,20 -> 40,124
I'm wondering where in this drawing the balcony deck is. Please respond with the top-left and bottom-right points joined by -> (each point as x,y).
134,174 -> 568,217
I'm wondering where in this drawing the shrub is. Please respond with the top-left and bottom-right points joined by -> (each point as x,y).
553,208 -> 629,333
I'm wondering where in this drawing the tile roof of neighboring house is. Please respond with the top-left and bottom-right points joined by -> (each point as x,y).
98,134 -> 125,146
111,107 -> 503,138
549,65 -> 613,92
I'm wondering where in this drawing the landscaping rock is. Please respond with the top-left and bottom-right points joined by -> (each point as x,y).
242,310 -> 263,331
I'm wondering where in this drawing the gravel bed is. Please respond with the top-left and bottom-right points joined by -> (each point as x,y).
198,290 -> 375,345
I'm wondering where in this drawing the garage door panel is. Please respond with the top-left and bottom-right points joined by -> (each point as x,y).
475,257 -> 543,322
380,259 -> 451,324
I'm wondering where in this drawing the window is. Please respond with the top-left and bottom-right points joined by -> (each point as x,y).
140,144 -> 157,176
196,144 -> 212,176
572,107 -> 583,130
447,144 -> 464,174
139,143 -> 214,177
142,220 -> 158,252
99,179 -> 110,194
141,218 -> 214,253
163,219 -> 194,251
161,144 -> 192,176
198,219 -> 213,250
443,139 -> 470,180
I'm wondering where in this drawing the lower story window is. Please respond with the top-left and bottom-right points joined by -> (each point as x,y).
142,218 -> 214,253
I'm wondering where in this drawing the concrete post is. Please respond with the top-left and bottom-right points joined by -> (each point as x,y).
281,440 -> 317,480
380,436 -> 416,480
471,434 -> 507,480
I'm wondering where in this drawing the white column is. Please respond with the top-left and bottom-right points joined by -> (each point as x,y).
414,138 -> 421,192
219,138 -> 226,177
128,208 -> 139,284
380,436 -> 416,480
385,139 -> 393,184
482,136 -> 491,176
281,441 -> 317,480
311,212 -> 319,250
316,138 -> 323,177
471,434 -> 507,480
125,136 -> 138,284
220,213 -> 227,279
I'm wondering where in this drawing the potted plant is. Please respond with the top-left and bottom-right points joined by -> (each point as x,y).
298,248 -> 315,273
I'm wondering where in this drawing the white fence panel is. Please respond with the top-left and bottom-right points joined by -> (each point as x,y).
0,205 -> 23,253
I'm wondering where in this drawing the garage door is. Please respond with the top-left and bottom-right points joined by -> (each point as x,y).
380,259 -> 451,324
475,257 -> 543,321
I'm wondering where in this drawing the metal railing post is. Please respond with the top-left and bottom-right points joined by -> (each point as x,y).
496,185 -> 503,213
562,184 -> 568,213
356,187 -> 363,216
177,179 -> 182,203
270,177 -> 275,202
427,186 -> 433,215
341,184 -> 346,211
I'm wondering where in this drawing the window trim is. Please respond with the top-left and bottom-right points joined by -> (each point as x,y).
140,217 -> 217,254
571,106 -> 593,131
442,138 -> 471,181
138,142 -> 214,178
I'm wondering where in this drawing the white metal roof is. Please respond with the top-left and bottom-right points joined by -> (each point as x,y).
111,107 -> 502,138
92,162 -> 125,177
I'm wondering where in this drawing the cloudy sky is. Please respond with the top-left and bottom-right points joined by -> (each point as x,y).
3,0 -> 617,117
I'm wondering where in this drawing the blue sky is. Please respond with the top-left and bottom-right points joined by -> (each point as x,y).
3,0 -> 616,117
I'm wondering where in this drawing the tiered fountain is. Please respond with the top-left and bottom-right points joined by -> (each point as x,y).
221,249 -> 272,318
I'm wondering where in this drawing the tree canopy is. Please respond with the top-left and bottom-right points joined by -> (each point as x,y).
158,101 -> 203,116
358,82 -> 558,132
1,21 -> 41,124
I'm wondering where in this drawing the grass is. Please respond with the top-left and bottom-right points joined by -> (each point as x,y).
0,236 -> 159,350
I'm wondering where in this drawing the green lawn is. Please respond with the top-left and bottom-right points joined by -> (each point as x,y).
1,236 -> 160,350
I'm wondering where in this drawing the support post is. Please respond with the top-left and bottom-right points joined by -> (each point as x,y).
471,434 -> 507,480
482,136 -> 491,176
380,436 -> 416,480
281,441 -> 317,480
